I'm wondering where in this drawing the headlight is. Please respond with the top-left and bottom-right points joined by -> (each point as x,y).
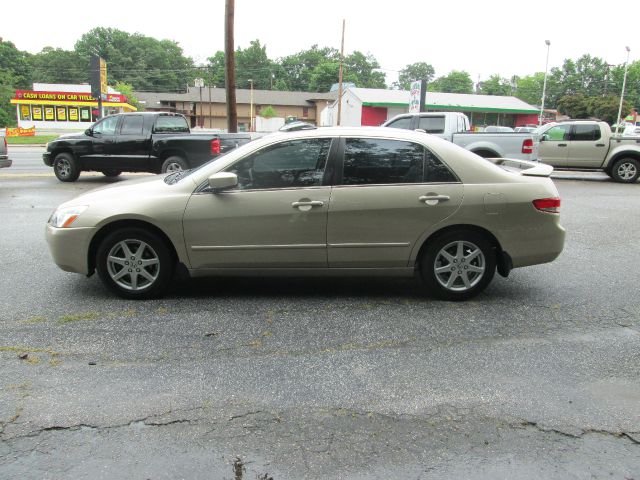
48,205 -> 88,228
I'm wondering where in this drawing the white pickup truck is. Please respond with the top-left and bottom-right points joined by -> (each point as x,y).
537,120 -> 640,183
382,112 -> 536,161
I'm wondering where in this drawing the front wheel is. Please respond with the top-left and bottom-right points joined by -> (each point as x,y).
53,153 -> 80,182
161,156 -> 188,173
421,230 -> 496,301
96,228 -> 175,299
610,158 -> 639,183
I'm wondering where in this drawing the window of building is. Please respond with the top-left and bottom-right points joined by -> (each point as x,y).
19,105 -> 31,121
56,107 -> 67,122
120,115 -> 144,135
80,107 -> 92,122
44,106 -> 55,121
32,106 -> 43,121
68,107 -> 79,122
342,138 -> 424,185
226,138 -> 331,190
302,107 -> 309,118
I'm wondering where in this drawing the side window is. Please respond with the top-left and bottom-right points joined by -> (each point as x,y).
417,116 -> 445,134
120,115 -> 144,135
572,124 -> 601,141
342,138 -> 424,185
545,124 -> 571,141
93,116 -> 119,135
226,138 -> 331,190
386,117 -> 412,130
424,148 -> 458,183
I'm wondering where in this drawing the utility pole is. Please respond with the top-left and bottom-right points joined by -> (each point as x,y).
225,0 -> 237,132
539,40 -> 551,126
615,46 -> 631,135
248,79 -> 254,132
337,19 -> 345,126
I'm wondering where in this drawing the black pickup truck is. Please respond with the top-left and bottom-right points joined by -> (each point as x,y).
43,112 -> 251,182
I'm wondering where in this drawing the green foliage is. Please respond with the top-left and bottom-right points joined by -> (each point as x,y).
429,70 -> 474,94
394,62 -> 435,90
479,74 -> 513,96
557,94 -> 591,118
113,82 -> 142,111
513,72 -> 545,106
0,70 -> 17,127
259,105 -> 277,118
30,47 -> 87,84
557,94 -> 629,124
278,45 -> 340,91
0,40 -> 31,127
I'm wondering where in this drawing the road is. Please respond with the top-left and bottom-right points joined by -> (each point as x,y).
0,162 -> 639,479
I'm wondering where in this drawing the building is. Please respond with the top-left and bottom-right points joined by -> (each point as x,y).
326,88 -> 540,129
135,87 -> 336,131
11,83 -> 137,130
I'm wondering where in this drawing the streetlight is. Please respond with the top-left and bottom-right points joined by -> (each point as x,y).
248,79 -> 254,132
539,40 -> 551,127
615,46 -> 631,135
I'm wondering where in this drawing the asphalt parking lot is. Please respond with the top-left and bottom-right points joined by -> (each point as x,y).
1,149 -> 639,479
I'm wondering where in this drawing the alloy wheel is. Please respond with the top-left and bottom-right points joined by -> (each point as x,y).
617,162 -> 637,181
165,162 -> 183,172
434,240 -> 486,292
55,158 -> 71,178
106,239 -> 160,291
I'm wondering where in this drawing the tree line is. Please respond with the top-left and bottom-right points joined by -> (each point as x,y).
1,27 -> 638,126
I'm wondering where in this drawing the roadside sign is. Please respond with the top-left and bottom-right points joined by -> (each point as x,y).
409,81 -> 421,113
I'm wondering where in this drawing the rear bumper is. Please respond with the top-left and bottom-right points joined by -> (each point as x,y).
0,155 -> 11,168
45,224 -> 97,275
43,152 -> 53,166
506,219 -> 566,268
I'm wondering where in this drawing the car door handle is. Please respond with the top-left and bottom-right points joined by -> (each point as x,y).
595,143 -> 606,147
291,200 -> 324,208
419,195 -> 450,203
557,143 -> 567,147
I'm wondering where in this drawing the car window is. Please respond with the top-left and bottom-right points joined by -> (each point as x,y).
418,116 -> 445,134
425,148 -> 458,183
119,115 -> 144,135
93,116 -> 119,135
153,116 -> 190,133
386,117 -> 412,130
226,138 -> 331,190
572,124 -> 601,141
545,124 -> 571,141
342,138 -> 424,185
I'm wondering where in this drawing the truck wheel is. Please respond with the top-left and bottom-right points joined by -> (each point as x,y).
420,230 -> 496,301
96,227 -> 175,299
53,153 -> 81,182
161,156 -> 188,173
611,158 -> 639,183
101,170 -> 122,177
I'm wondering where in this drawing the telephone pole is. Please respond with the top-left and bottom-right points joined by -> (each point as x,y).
225,0 -> 237,132
337,19 -> 345,126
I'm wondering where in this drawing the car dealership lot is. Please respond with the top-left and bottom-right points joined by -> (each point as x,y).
1,165 -> 639,478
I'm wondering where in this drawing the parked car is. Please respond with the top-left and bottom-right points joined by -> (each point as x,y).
536,120 -> 640,183
46,127 -> 565,301
0,132 -> 11,168
383,112 -> 536,161
484,126 -> 514,133
514,126 -> 537,133
43,112 -> 251,182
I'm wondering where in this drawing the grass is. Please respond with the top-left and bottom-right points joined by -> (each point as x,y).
6,135 -> 59,145
58,311 -> 101,324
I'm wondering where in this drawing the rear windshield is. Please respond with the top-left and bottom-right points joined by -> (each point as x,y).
153,116 -> 189,133
417,116 -> 445,134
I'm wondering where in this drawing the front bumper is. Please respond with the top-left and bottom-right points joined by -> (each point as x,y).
45,224 -> 97,275
43,152 -> 53,166
0,155 -> 11,168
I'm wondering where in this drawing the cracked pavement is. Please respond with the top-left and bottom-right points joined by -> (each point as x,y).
0,173 -> 639,479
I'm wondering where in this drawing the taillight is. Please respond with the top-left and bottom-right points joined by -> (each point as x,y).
533,197 -> 561,213
522,138 -> 534,154
211,138 -> 221,155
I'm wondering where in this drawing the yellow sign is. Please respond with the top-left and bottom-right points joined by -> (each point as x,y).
69,107 -> 79,121
44,107 -> 54,121
20,105 -> 30,118
33,107 -> 43,120
56,107 -> 67,121
6,127 -> 36,137
100,58 -> 107,95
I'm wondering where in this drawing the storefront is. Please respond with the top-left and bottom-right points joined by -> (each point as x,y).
11,83 -> 137,130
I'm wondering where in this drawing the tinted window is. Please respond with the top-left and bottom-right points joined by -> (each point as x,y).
418,116 -> 445,134
93,116 -> 119,135
342,138 -> 424,185
425,149 -> 457,183
386,117 -> 412,130
227,138 -> 331,190
545,124 -> 571,141
120,115 -> 144,135
572,124 -> 600,141
153,116 -> 190,133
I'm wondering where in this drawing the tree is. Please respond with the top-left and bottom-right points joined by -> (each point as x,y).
587,95 -> 630,125
0,40 -> 32,127
30,47 -> 87,84
556,94 -> 590,119
204,51 -> 226,88
279,45 -> 339,91
235,40 -> 275,90
0,71 -> 18,127
429,70 -> 473,94
479,74 -> 512,96
394,62 -> 435,90
513,72 -> 545,106
343,51 -> 386,89
114,81 -> 142,111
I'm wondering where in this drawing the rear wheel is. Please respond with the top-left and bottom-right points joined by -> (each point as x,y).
53,153 -> 80,182
101,170 -> 122,177
610,158 -> 639,183
161,156 -> 188,173
421,230 -> 496,301
96,228 -> 175,299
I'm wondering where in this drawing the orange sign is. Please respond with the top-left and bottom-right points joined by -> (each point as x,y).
6,127 -> 36,137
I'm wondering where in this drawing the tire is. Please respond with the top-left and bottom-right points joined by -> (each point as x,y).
96,228 -> 175,299
161,156 -> 188,173
610,158 -> 640,183
53,152 -> 80,182
101,170 -> 122,177
420,230 -> 496,301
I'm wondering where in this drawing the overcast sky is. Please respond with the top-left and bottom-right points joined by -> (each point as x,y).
3,0 -> 638,85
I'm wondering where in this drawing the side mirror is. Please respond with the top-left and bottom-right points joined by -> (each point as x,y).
85,129 -> 93,136
414,128 -> 427,134
208,172 -> 238,192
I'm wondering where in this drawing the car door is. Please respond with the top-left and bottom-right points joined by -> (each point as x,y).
567,123 -> 607,168
537,124 -> 571,167
81,115 -> 120,169
327,137 -> 463,268
182,137 -> 335,269
113,114 -> 150,170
